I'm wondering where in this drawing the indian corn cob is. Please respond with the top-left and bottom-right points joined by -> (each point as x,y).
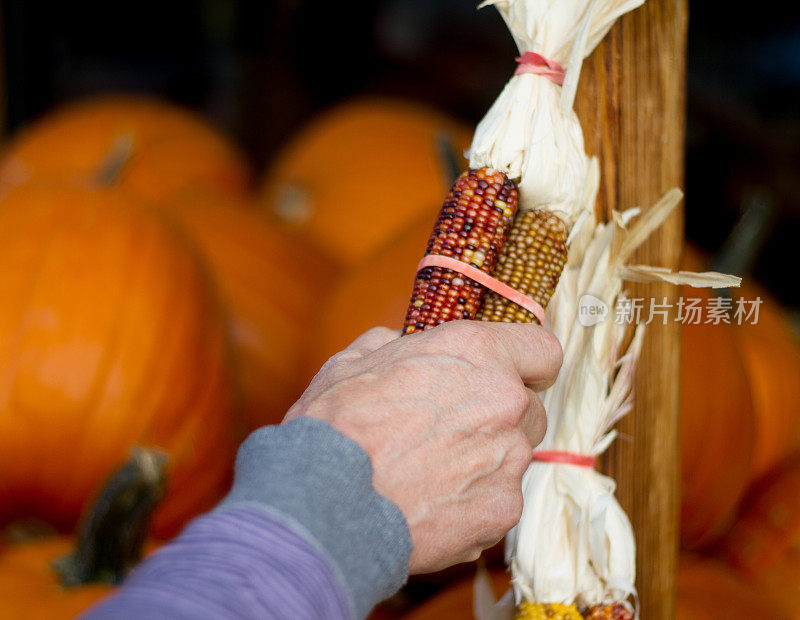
515,601 -> 583,620
476,209 -> 568,324
515,602 -> 634,619
403,167 -> 518,334
583,603 -> 634,620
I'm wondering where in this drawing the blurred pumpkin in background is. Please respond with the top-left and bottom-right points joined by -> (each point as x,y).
0,183 -> 240,539
679,283 -> 757,549
719,457 -> 800,619
168,189 -> 337,429
733,281 -> 800,481
260,98 -> 470,268
0,96 -> 251,204
679,248 -> 800,550
0,538 -> 114,620
308,210 -> 436,373
0,448 -> 165,619
677,554 -> 788,619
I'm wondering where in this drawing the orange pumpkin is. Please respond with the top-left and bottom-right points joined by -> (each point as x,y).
259,98 -> 470,268
168,189 -> 337,429
719,457 -> 800,618
0,183 -> 240,539
0,448 -> 165,619
734,281 -> 800,480
679,248 -> 800,549
679,284 -> 757,549
309,210 -> 436,372
677,554 -> 787,619
0,538 -> 114,619
0,96 -> 251,204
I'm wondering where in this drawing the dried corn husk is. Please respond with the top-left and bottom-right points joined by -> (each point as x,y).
468,0 -> 644,222
460,3 -> 741,616
473,190 -> 738,619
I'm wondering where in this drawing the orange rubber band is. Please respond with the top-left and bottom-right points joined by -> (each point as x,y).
514,52 -> 565,86
531,450 -> 596,468
416,254 -> 546,325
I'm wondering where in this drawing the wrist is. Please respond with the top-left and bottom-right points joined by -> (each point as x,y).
217,417 -> 412,618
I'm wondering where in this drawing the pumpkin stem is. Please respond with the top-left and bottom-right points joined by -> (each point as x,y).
96,133 -> 135,186
435,132 -> 463,185
53,447 -> 168,587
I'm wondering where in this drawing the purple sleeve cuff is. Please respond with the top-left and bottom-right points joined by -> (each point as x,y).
82,507 -> 351,620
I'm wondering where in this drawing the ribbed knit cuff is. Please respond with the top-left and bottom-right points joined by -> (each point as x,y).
217,416 -> 412,619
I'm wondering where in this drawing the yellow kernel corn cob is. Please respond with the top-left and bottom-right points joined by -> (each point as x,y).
403,167 -> 518,334
476,208 -> 568,324
515,601 -> 583,620
583,603 -> 634,620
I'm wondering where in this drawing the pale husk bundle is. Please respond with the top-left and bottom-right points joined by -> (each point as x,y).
468,0 -> 644,223
461,1 -> 743,616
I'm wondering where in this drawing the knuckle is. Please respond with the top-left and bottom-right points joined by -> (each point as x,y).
508,440 -> 533,473
327,350 -> 360,367
536,327 -> 564,372
500,491 -> 524,530
392,354 -> 432,378
435,321 -> 489,358
503,383 -> 530,420
455,545 -> 484,565
532,407 -> 548,445
365,326 -> 398,344
317,355 -> 344,378
439,319 -> 480,342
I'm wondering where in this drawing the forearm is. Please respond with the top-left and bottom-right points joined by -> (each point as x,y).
84,417 -> 412,619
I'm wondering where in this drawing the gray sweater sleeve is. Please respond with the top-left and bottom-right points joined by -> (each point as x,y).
216,416 -> 412,619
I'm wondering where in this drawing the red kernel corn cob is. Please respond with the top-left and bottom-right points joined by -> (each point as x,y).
583,604 -> 634,620
403,167 -> 518,334
477,208 -> 568,324
515,601 -> 583,619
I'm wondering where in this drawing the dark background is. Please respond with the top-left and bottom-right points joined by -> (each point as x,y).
3,0 -> 799,313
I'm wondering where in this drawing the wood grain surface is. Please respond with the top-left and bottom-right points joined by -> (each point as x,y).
574,1 -> 688,617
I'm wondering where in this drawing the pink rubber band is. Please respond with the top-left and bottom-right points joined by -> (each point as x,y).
416,254 -> 546,325
514,52 -> 565,86
532,450 -> 596,468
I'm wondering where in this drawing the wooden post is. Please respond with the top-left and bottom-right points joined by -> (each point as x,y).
574,1 -> 687,618
0,1 -> 5,139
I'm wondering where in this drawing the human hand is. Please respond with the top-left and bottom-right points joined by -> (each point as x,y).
285,321 -> 562,574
